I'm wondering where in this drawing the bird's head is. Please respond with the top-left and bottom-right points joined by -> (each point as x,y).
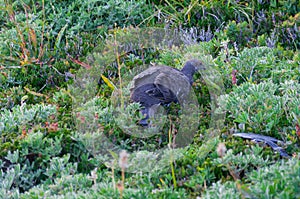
183,59 -> 205,72
181,59 -> 205,84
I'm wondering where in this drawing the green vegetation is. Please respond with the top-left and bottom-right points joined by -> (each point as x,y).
0,0 -> 299,198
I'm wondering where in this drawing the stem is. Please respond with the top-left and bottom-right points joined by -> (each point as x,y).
168,119 -> 177,188
38,0 -> 45,60
170,160 -> 177,188
112,166 -> 116,190
120,168 -> 125,199
121,168 -> 125,187
119,188 -> 123,199
114,25 -> 124,109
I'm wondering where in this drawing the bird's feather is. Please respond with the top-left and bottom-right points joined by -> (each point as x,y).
129,60 -> 204,126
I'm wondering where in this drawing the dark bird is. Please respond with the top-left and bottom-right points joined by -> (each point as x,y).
130,59 -> 204,126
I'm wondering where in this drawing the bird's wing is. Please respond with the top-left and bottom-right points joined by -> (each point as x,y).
154,70 -> 191,103
130,67 -> 161,92
130,65 -> 191,103
145,83 -> 177,104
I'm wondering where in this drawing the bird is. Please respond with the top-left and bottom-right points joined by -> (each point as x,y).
130,59 -> 205,126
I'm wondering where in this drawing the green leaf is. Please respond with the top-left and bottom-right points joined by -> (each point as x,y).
101,74 -> 117,90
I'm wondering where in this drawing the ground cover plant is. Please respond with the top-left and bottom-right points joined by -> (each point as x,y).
0,0 -> 299,198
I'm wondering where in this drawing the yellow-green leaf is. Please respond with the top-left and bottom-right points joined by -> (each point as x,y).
101,74 -> 117,90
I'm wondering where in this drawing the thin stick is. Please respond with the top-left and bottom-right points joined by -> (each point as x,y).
114,24 -> 124,109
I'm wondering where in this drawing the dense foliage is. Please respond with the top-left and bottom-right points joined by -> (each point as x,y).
0,0 -> 299,198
